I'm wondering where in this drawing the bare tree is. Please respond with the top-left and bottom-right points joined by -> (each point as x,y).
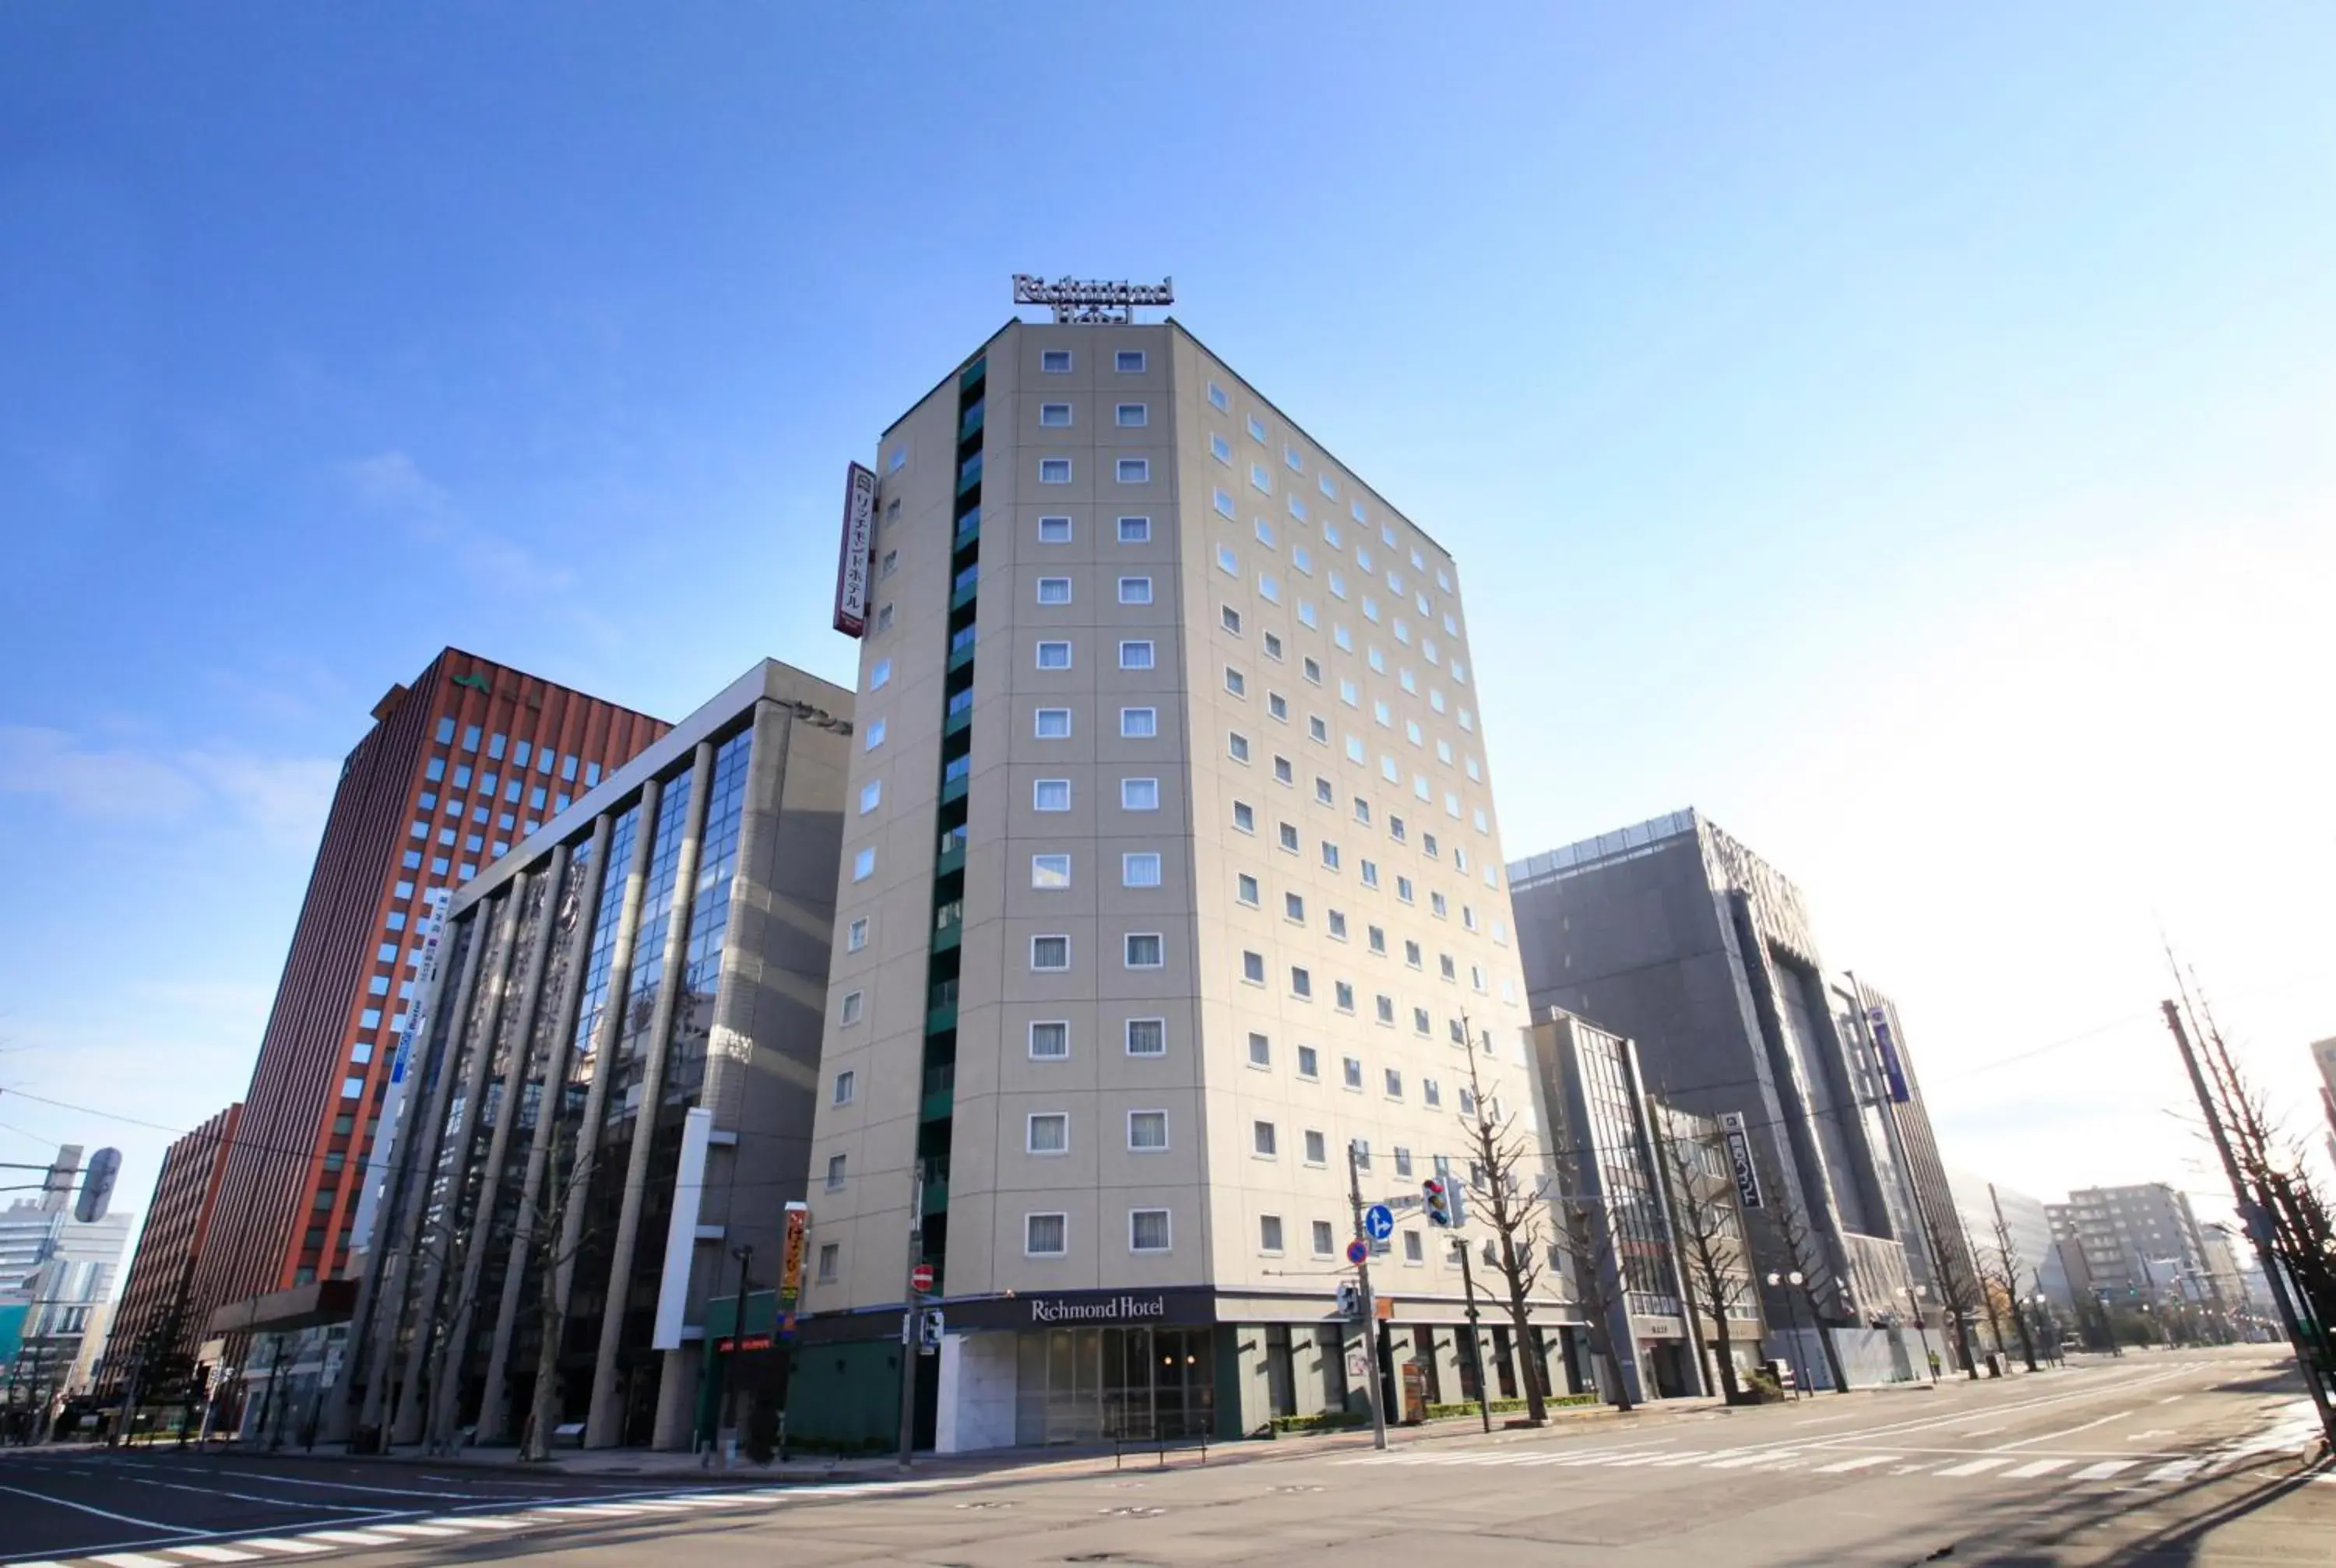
1916,1198 -> 1983,1379
1754,1148 -> 1850,1394
1986,1185 -> 2039,1373
1549,1179 -> 1634,1414
1652,1110 -> 1745,1401
1455,1030 -> 1549,1426
519,1127 -> 606,1463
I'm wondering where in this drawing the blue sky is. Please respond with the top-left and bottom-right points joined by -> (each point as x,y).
3,4 -> 2331,1246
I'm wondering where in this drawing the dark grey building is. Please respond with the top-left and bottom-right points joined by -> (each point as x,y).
1509,810 -> 1959,1342
339,659 -> 852,1452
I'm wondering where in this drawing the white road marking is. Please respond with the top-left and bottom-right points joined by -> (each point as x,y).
1707,1450 -> 1798,1469
1812,1454 -> 1897,1474
1936,1457 -> 2014,1478
2071,1461 -> 2137,1481
1989,1411 -> 2133,1452
2003,1459 -> 2072,1478
297,1531 -> 397,1546
2144,1460 -> 2206,1482
234,1540 -> 333,1556
0,1484 -> 201,1535
368,1523 -> 464,1537
166,1549 -> 263,1563
92,1556 -> 181,1568
1652,1448 -> 1745,1467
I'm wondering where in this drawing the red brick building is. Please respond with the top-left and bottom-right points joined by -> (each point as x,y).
189,650 -> 666,1341
96,1103 -> 241,1401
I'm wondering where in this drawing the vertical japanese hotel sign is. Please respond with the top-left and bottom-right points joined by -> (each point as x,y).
1866,1007 -> 1912,1103
349,888 -> 449,1253
778,1201 -> 809,1337
833,462 -> 878,636
1719,1111 -> 1764,1210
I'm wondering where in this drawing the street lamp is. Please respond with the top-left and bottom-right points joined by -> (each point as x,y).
1766,1270 -> 1808,1400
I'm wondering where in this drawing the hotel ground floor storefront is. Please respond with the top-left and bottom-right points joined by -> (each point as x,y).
741,1285 -> 1632,1454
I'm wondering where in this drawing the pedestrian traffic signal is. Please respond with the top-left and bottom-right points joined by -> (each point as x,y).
1335,1280 -> 1363,1320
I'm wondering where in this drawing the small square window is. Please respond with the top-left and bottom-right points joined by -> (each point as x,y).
833,1070 -> 857,1105
1040,402 -> 1073,427
1335,980 -> 1356,1011
1116,350 -> 1146,372
1119,576 -> 1153,604
852,847 -> 876,882
1127,1017 -> 1166,1056
1312,1220 -> 1336,1256
1123,852 -> 1163,888
1225,666 -> 1247,698
858,781 -> 882,815
1297,1044 -> 1320,1079
1277,821 -> 1300,852
1036,640 -> 1073,670
1118,514 -> 1151,542
1129,1110 -> 1169,1150
1121,640 -> 1156,670
1033,779 -> 1071,811
1384,1068 -> 1404,1099
1305,1130 -> 1328,1165
1247,1032 -> 1272,1068
1343,1056 -> 1364,1089
1130,1209 -> 1171,1252
1031,853 -> 1071,890
1222,603 -> 1243,634
1253,1120 -> 1278,1158
1039,458 -> 1071,483
1036,576 -> 1072,604
1229,733 -> 1251,764
1237,872 -> 1260,906
1026,1212 -> 1068,1255
1290,966 -> 1313,998
1038,515 -> 1073,543
1233,800 -> 1255,832
1036,707 -> 1072,738
1122,777 -> 1159,810
1117,457 -> 1149,483
1032,935 -> 1071,970
1042,349 -> 1073,373
1121,707 -> 1158,738
1327,909 -> 1348,940
1030,1021 -> 1070,1059
1125,932 -> 1164,968
1117,403 -> 1149,427
1208,380 -> 1229,410
1242,950 -> 1266,984
1027,1113 -> 1070,1155
1260,1215 -> 1284,1253
825,1153 -> 847,1190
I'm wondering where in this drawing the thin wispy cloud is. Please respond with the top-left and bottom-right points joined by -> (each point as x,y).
339,448 -> 577,597
0,726 -> 336,849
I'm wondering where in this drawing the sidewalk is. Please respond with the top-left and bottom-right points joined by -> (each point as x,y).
247,1393 -> 1727,1485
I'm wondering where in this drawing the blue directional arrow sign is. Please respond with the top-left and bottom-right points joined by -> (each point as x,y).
1346,1238 -> 1370,1266
1362,1203 -> 1395,1241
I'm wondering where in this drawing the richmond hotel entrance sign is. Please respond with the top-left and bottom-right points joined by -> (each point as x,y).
947,1287 -> 1217,1332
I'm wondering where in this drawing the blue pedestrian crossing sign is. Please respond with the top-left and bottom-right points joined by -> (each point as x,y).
1363,1203 -> 1395,1241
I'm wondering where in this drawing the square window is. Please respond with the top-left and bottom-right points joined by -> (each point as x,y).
1116,403 -> 1148,427
1247,413 -> 1267,443
1395,1146 -> 1413,1177
1129,1110 -> 1169,1150
1260,1215 -> 1284,1253
1039,458 -> 1071,483
1119,575 -> 1153,604
1308,715 -> 1328,744
1290,966 -> 1312,998
1027,1113 -> 1069,1155
1222,603 -> 1243,634
1404,1231 -> 1423,1264
1229,733 -> 1251,763
1130,1209 -> 1171,1252
1120,640 -> 1156,670
1335,980 -> 1355,1011
1242,950 -> 1266,984
1208,380 -> 1229,410
1212,432 -> 1233,463
1237,872 -> 1260,906
1215,488 -> 1237,520
1030,1021 -> 1069,1059
1297,1044 -> 1320,1079
1305,1129 -> 1328,1164
1312,1220 -> 1336,1256
825,1153 -> 847,1190
1032,935 -> 1071,970
859,780 -> 882,815
1127,1017 -> 1166,1056
833,1070 -> 856,1106
1042,349 -> 1072,373
1225,666 -> 1247,698
1253,1120 -> 1278,1158
1040,402 -> 1073,427
840,990 -> 865,1025
1036,707 -> 1072,738
1271,693 -> 1289,722
1033,779 -> 1071,811
1122,777 -> 1159,810
1031,853 -> 1071,889
852,847 -> 876,882
1247,1032 -> 1272,1068
1036,576 -> 1072,604
1038,515 -> 1072,543
1036,640 -> 1072,669
818,1243 -> 839,1282
1375,995 -> 1395,1025
1384,1067 -> 1404,1099
1125,932 -> 1163,968
1116,350 -> 1146,372
1328,909 -> 1348,940
1277,821 -> 1299,852
1119,514 -> 1152,543
1284,891 -> 1305,923
1342,1056 -> 1364,1089
1117,457 -> 1149,483
1321,841 -> 1342,871
1233,800 -> 1255,832
869,657 -> 892,691
1123,852 -> 1162,888
1026,1213 -> 1068,1255
1121,707 -> 1158,738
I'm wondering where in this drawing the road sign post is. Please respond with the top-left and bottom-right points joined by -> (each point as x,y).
1347,1142 -> 1388,1451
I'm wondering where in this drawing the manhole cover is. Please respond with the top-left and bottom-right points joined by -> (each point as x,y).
1098,1506 -> 1168,1517
954,1501 -> 1015,1510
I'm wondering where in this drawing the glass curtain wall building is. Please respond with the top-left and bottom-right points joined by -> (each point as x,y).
339,659 -> 850,1452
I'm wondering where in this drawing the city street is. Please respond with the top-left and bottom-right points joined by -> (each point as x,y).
0,1348 -> 2327,1567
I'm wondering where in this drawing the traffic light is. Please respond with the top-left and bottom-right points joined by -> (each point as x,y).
1423,1177 -> 1465,1228
1335,1281 -> 1363,1320
918,1307 -> 945,1352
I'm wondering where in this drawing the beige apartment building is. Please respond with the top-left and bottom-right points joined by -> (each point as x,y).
791,316 -> 1567,1452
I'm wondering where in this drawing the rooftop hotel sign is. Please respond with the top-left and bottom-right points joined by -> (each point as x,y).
1012,274 -> 1174,324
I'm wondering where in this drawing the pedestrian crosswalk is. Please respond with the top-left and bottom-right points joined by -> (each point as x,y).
1338,1440 -> 2257,1488
5,1478 -> 983,1568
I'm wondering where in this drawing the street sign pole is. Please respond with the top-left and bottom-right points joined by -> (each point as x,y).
896,1157 -> 925,1471
1456,1242 -> 1491,1433
1346,1141 -> 1388,1450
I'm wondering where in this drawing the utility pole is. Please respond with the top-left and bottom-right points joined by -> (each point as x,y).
1346,1140 -> 1387,1451
1905,1288 -> 1937,1383
1455,1240 -> 1491,1433
2162,1000 -> 2336,1449
896,1157 -> 925,1471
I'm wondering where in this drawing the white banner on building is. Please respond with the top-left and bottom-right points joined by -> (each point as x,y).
833,462 -> 877,636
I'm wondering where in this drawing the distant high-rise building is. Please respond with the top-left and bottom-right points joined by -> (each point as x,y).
796,317 -> 1539,1453
0,1146 -> 132,1422
96,1104 -> 241,1403
2046,1183 -> 2222,1311
1508,811 -> 1968,1341
1946,1169 -> 2074,1309
192,650 -> 665,1352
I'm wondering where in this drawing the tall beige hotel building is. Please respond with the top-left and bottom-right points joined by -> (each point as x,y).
795,286 -> 1558,1451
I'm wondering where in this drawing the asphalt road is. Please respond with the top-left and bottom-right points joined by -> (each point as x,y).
2,1347 -> 2327,1568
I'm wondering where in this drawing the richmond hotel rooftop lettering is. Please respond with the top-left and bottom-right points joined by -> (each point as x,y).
1026,1294 -> 1168,1325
